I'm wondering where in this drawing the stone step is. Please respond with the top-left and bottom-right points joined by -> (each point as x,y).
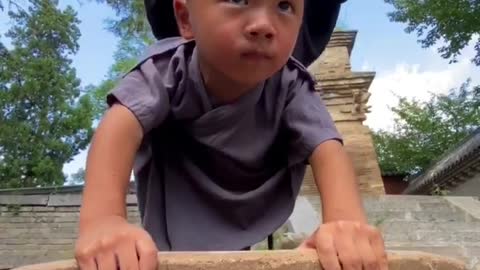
304,195 -> 478,223
379,220 -> 480,233
383,229 -> 480,243
367,209 -> 473,223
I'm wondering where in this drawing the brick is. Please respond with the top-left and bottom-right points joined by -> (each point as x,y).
32,206 -> 55,212
127,206 -> 139,212
53,207 -> 80,212
0,206 -> 34,212
38,244 -> 75,251
126,194 -> 138,205
15,212 -> 79,218
12,250 -> 467,270
46,239 -> 76,245
1,238 -> 30,245
53,216 -> 79,223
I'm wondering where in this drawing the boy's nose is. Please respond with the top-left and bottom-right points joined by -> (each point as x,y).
245,18 -> 276,41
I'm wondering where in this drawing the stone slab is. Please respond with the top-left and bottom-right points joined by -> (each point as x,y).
12,250 -> 466,270
0,195 -> 48,206
446,197 -> 480,221
48,195 -> 82,207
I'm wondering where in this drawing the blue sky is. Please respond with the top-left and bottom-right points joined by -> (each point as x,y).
1,0 -> 479,176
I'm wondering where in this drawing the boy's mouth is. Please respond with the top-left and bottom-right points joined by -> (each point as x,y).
240,49 -> 273,61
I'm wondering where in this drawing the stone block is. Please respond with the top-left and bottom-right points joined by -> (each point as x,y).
12,250 -> 467,270
407,210 -> 470,222
0,195 -> 48,206
126,194 -> 138,205
48,195 -> 82,207
378,220 -> 480,233
465,245 -> 480,257
362,197 -> 421,212
386,244 -> 467,262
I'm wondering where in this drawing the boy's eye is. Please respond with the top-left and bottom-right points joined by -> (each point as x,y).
278,1 -> 293,12
226,0 -> 248,5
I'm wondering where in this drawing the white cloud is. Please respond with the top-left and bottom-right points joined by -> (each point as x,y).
365,39 -> 480,132
63,148 -> 89,177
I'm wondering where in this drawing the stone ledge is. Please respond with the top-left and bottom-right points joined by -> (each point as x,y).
0,194 -> 138,207
12,250 -> 467,270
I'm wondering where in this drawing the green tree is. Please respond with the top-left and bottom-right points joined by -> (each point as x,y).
87,34 -> 151,119
0,0 -> 94,188
373,79 -> 480,176
86,0 -> 154,119
384,0 -> 480,65
93,0 -> 151,40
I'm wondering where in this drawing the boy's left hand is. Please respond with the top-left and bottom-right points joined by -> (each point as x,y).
297,221 -> 388,270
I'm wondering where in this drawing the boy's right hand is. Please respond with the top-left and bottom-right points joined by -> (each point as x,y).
75,215 -> 158,270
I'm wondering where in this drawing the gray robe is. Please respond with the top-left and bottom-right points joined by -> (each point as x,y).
107,37 -> 343,251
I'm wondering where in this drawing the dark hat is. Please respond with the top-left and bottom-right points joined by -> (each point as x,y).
144,0 -> 347,67
144,0 -> 179,39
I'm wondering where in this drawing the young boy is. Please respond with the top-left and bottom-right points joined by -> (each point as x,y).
75,1 -> 388,270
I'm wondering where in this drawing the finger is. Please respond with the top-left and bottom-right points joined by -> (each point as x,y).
296,236 -> 315,250
315,232 -> 341,270
96,252 -> 117,270
75,246 -> 98,270
76,254 -> 97,270
334,223 -> 362,270
296,241 -> 313,250
355,232 -> 379,270
367,225 -> 389,270
116,241 -> 139,270
136,234 -> 158,270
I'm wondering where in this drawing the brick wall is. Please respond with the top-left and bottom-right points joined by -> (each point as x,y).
0,194 -> 140,269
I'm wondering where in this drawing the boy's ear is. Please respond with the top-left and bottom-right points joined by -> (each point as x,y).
174,0 -> 194,40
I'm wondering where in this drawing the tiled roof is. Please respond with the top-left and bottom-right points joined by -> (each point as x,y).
404,128 -> 480,194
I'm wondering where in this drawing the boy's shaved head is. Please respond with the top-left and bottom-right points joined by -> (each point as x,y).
174,0 -> 304,100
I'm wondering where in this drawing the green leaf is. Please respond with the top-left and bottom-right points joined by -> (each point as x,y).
385,0 -> 480,65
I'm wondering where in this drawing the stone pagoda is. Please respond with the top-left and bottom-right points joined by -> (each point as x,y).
300,30 -> 385,195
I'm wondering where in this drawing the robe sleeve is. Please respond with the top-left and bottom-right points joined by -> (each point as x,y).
282,66 -> 343,166
106,59 -> 171,134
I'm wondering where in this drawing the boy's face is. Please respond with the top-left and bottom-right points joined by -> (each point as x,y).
175,0 -> 304,87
